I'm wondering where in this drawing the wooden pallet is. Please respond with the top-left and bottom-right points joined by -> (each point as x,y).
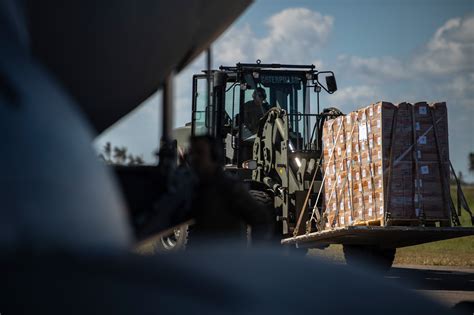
353,219 -> 383,226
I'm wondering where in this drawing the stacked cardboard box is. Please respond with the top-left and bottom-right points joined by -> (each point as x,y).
321,102 -> 450,229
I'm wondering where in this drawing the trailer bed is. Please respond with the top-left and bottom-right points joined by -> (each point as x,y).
281,226 -> 474,249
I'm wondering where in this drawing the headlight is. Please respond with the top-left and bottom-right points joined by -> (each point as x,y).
294,157 -> 302,168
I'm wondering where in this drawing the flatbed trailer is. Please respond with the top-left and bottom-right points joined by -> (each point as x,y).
281,226 -> 474,249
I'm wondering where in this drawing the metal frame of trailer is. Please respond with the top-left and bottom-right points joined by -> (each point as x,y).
281,226 -> 474,249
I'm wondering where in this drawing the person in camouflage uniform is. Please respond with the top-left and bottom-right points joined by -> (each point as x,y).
187,135 -> 272,248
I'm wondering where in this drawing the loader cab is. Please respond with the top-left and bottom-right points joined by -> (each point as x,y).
191,62 -> 337,170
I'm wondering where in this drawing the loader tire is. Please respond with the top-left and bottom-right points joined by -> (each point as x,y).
153,224 -> 188,253
343,245 -> 395,272
249,190 -> 273,207
248,190 -> 278,244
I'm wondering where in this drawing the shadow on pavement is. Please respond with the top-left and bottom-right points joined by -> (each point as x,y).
385,266 -> 474,291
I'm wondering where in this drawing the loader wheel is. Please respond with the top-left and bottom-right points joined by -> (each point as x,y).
248,190 -> 278,244
249,190 -> 273,207
153,224 -> 188,253
343,245 -> 395,272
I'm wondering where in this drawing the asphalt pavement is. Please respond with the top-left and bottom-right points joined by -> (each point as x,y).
386,265 -> 474,313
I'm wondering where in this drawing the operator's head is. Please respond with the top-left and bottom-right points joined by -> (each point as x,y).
190,135 -> 223,178
252,87 -> 267,106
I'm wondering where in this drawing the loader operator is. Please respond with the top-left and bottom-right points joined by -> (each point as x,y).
243,87 -> 271,134
187,135 -> 272,248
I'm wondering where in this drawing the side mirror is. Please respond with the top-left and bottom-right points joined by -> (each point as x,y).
242,159 -> 257,170
326,74 -> 337,93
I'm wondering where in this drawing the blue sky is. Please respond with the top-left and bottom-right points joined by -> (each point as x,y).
95,0 -> 474,181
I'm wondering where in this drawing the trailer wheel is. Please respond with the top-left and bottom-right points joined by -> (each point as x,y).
343,245 -> 395,272
153,225 -> 188,253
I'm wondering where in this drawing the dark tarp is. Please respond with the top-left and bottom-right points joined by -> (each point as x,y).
26,1 -> 251,133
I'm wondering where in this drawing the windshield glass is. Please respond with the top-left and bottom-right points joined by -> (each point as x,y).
247,73 -> 311,150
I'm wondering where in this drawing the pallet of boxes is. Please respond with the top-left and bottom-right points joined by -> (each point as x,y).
321,101 -> 452,229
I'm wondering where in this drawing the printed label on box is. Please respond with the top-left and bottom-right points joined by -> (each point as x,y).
417,150 -> 422,159
377,119 -> 381,128
358,210 -> 363,217
415,208 -> 421,217
368,208 -> 373,216
362,169 -> 366,177
379,206 -> 384,214
377,137 -> 381,145
369,139 -> 373,148
416,122 -> 420,130
369,195 -> 373,204
340,216 -> 344,225
420,165 -> 429,174
415,179 -> 423,188
419,106 -> 427,115
369,107 -> 373,117
359,123 -> 368,141
414,194 -> 422,202
378,179 -> 382,188
337,147 -> 342,156
378,151 -> 382,159
368,181 -> 372,189
418,135 -> 427,145
356,172 -> 360,180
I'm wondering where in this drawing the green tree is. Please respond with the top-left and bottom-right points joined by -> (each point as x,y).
113,146 -> 128,164
103,142 -> 112,163
99,142 -> 145,165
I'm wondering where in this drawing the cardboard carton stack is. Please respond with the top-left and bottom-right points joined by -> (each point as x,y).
321,102 -> 450,228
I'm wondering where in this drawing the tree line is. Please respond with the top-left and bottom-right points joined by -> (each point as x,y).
99,142 -> 145,165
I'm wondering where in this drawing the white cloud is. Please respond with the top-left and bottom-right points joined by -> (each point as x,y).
214,8 -> 334,65
214,24 -> 257,64
259,8 -> 334,63
337,15 -> 474,83
337,55 -> 408,82
413,15 -> 474,75
329,85 -> 381,110
173,7 -> 334,126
